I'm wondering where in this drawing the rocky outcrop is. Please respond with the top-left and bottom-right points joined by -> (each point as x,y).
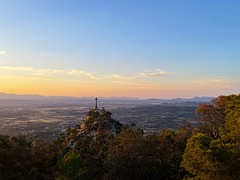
67,109 -> 123,149
80,109 -> 122,135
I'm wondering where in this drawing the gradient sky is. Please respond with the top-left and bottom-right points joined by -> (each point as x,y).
0,0 -> 240,98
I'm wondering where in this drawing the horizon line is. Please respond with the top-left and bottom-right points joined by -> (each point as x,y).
0,92 -> 216,100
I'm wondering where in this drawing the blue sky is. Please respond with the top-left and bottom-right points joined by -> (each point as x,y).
0,0 -> 239,98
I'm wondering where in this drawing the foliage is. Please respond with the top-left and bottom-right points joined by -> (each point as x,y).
0,135 -> 55,180
220,95 -> 240,142
56,151 -> 93,180
195,95 -> 234,139
103,127 -> 190,180
182,94 -> 240,179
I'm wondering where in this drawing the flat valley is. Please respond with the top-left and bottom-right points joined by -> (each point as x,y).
0,96 -> 209,142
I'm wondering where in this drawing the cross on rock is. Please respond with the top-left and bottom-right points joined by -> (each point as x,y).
94,97 -> 98,109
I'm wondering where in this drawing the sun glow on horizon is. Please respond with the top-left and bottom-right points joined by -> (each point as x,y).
0,65 -> 236,99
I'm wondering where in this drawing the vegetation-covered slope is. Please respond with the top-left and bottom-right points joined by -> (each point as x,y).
1,94 -> 240,179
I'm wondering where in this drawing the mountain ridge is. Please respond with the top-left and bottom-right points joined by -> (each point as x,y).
0,92 -> 215,102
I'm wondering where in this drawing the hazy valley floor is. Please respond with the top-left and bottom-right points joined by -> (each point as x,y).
0,98 -> 200,142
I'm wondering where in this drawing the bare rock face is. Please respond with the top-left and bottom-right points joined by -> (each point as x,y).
66,109 -> 123,149
79,109 -> 122,137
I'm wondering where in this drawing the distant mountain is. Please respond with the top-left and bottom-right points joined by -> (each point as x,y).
190,96 -> 214,102
0,92 -> 214,104
143,96 -> 214,104
166,96 -> 214,103
103,97 -> 140,100
0,92 -> 86,100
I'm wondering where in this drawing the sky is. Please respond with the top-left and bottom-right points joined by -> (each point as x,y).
0,0 -> 240,98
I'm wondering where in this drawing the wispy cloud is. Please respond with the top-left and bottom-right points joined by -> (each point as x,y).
110,69 -> 167,80
0,66 -> 101,80
0,66 -> 165,84
111,74 -> 125,80
85,73 -> 101,80
192,79 -> 231,89
137,69 -> 166,78
67,69 -> 85,75
112,80 -> 149,87
109,69 -> 167,87
0,50 -> 6,55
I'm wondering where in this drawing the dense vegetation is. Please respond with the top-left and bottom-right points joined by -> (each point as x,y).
0,94 -> 240,179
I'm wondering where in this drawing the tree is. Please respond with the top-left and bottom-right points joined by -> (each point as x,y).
220,94 -> 240,143
56,151 -> 93,180
182,133 -> 216,179
195,95 -> 235,139
104,127 -> 189,180
182,94 -> 240,179
30,138 -> 55,179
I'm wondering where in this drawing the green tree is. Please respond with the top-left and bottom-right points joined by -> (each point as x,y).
182,94 -> 240,179
30,138 -> 55,179
104,127 -> 189,180
182,133 -> 216,179
56,151 -> 93,180
220,95 -> 240,142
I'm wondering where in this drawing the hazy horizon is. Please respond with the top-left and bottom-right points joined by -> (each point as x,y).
0,91 -> 217,100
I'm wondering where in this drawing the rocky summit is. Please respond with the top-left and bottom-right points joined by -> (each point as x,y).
67,106 -> 123,149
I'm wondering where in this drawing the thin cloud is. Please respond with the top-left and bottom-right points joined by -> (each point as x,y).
67,69 -> 85,75
0,50 -> 6,55
85,72 -> 102,80
110,69 -> 167,80
0,66 -> 101,80
66,69 -> 101,80
112,80 -> 139,85
0,66 -> 63,76
192,79 -> 231,89
112,80 -> 149,87
108,74 -> 135,81
111,74 -> 125,79
108,69 -> 167,87
137,69 -> 166,78
0,66 -> 34,71
0,66 -> 165,82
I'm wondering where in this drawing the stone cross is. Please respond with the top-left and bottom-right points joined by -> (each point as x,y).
94,97 -> 98,109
